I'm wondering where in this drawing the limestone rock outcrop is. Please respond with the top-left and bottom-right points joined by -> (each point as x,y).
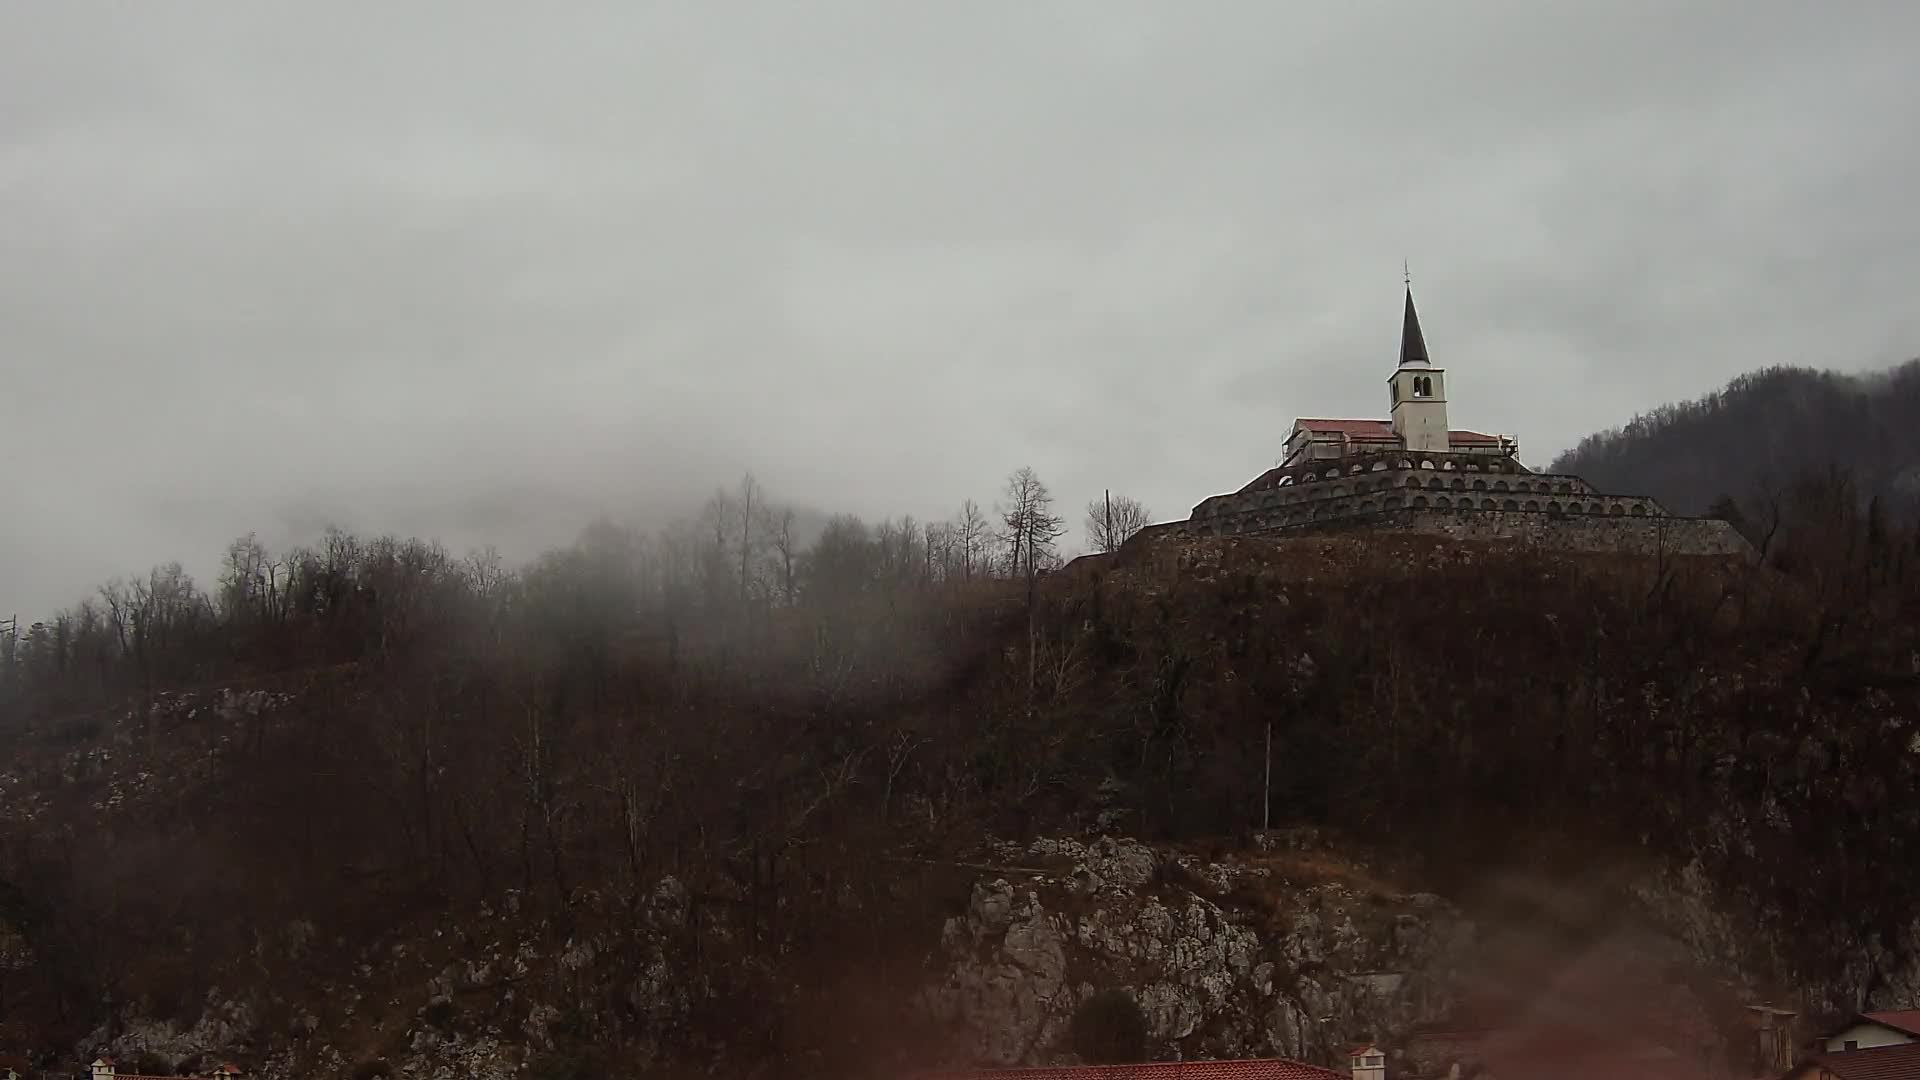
924,836 -> 1471,1067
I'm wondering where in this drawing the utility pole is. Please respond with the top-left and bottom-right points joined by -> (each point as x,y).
1262,718 -> 1272,833
1104,489 -> 1113,553
1259,714 -> 1274,834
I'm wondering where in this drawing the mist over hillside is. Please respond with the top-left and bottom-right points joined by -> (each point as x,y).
1550,359 -> 1920,518
8,1 -> 1920,1075
2,452 -> 1918,1077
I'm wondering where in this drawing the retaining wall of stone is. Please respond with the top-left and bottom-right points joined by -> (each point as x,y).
1191,505 -> 1753,558
1194,468 -> 1671,531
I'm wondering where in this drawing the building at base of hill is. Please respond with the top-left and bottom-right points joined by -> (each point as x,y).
1780,1008 -> 1920,1079
1173,286 -> 1752,558
911,1051 -> 1362,1080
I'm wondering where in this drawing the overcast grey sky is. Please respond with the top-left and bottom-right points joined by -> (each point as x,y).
4,2 -> 1918,618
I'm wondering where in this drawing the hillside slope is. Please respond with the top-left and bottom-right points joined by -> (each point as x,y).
2,517 -> 1919,1077
1550,359 -> 1920,517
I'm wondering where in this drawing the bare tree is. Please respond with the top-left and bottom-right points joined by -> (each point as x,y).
1000,467 -> 1065,600
764,505 -> 801,606
801,514 -> 875,605
736,472 -> 764,603
0,911 -> 31,1005
956,499 -> 989,581
699,489 -> 737,608
876,515 -> 921,593
924,521 -> 951,586
463,546 -> 510,601
99,581 -> 134,659
219,533 -> 280,625
1084,492 -> 1152,554
995,468 -> 1065,714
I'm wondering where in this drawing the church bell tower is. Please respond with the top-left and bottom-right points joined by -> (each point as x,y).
1388,285 -> 1451,453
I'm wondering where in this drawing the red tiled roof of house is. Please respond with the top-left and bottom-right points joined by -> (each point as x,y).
915,1059 -> 1344,1080
88,1064 -> 244,1080
1864,1010 -> 1920,1037
1292,418 -> 1503,445
1807,1042 -> 1920,1079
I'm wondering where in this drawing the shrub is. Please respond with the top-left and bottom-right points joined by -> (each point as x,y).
1070,988 -> 1150,1064
528,1051 -> 593,1080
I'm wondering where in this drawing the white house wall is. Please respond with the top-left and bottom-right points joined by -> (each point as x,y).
1824,1022 -> 1915,1052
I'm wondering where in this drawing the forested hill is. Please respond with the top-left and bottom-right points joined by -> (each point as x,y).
1549,359 -> 1920,518
1,458 -> 1919,1076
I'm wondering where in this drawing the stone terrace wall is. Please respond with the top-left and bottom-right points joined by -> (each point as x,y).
1223,448 -> 1543,504
1198,505 -> 1753,558
1192,463 -> 1670,535
1169,449 -> 1755,558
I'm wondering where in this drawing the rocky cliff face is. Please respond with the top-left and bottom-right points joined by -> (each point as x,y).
1632,854 -> 1920,1024
58,830 -> 1878,1080
74,878 -> 699,1080
924,835 -> 1472,1069
60,834 -> 1470,1078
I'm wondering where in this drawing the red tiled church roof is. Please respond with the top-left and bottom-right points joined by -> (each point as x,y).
1293,418 -> 1502,445
1295,418 -> 1399,438
916,1059 -> 1344,1080
1449,431 -> 1504,445
1807,1042 -> 1920,1080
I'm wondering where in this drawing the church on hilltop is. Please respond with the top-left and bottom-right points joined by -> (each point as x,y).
1173,285 -> 1752,557
1279,289 -> 1518,469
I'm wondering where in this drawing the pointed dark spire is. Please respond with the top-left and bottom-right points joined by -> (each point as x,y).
1399,285 -> 1430,368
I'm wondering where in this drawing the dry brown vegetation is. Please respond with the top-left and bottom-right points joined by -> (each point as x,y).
0,465 -> 1916,1076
